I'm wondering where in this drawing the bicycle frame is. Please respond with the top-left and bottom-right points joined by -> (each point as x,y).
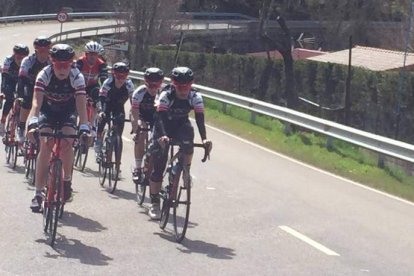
41,129 -> 78,205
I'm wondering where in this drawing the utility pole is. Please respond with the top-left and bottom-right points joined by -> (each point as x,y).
345,36 -> 352,126
395,0 -> 414,139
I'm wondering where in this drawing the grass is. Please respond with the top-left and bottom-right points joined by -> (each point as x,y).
203,98 -> 414,202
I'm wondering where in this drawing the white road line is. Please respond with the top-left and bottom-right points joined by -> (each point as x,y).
205,123 -> 414,207
279,225 -> 340,256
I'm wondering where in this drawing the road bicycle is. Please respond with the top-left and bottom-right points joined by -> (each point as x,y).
3,98 -> 23,169
98,115 -> 129,193
23,134 -> 38,186
159,140 -> 212,242
41,127 -> 78,247
73,97 -> 95,172
135,124 -> 153,205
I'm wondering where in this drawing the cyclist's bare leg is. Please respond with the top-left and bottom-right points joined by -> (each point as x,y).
35,128 -> 53,192
150,180 -> 161,195
61,126 -> 76,180
134,121 -> 147,168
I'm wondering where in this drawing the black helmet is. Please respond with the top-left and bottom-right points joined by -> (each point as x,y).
112,62 -> 129,73
144,67 -> 164,82
171,67 -> 194,84
50,44 -> 75,61
13,44 -> 29,56
33,36 -> 52,48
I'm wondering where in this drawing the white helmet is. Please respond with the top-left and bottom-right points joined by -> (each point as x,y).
97,44 -> 105,55
85,41 -> 102,53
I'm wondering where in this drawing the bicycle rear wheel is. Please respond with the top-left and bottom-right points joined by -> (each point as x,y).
43,159 -> 63,247
173,169 -> 191,243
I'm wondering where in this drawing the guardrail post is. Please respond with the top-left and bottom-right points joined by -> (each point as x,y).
250,111 -> 257,124
378,153 -> 385,168
326,136 -> 333,150
222,102 -> 228,114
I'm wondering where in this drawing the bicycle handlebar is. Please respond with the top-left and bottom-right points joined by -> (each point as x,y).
169,140 -> 212,163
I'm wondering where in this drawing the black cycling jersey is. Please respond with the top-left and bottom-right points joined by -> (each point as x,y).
1,55 -> 19,93
34,65 -> 86,115
17,54 -> 50,109
98,76 -> 134,113
131,84 -> 158,124
156,85 -> 206,140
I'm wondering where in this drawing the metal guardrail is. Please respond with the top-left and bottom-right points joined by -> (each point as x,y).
0,12 -> 122,24
128,71 -> 414,163
49,24 -> 128,43
6,13 -> 412,164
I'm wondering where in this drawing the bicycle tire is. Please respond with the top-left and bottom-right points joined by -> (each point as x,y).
74,142 -> 88,172
159,183 -> 171,229
12,143 -> 18,169
103,136 -> 114,191
4,120 -> 11,163
44,160 -> 63,247
173,168 -> 191,243
29,158 -> 36,186
98,130 -> 108,186
98,155 -> 107,186
135,178 -> 146,205
108,135 -> 122,194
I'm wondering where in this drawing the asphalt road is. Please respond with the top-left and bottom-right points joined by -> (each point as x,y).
0,19 -> 414,276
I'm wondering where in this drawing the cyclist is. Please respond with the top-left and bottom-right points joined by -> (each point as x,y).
76,41 -> 108,136
26,44 -> 89,212
130,67 -> 164,183
17,36 -> 51,143
148,67 -> 211,219
0,44 -> 29,135
95,62 -> 134,156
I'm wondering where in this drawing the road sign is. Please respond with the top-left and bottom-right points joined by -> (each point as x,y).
100,38 -> 129,51
57,11 -> 69,23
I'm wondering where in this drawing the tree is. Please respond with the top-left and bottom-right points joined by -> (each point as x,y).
260,0 -> 298,109
0,0 -> 16,16
116,0 -> 182,69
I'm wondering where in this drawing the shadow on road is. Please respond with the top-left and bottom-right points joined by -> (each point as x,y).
154,232 -> 236,259
108,189 -> 136,201
77,167 -> 100,178
38,235 -> 113,266
60,211 -> 107,232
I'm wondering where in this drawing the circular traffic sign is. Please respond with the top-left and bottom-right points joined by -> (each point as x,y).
57,11 -> 69,23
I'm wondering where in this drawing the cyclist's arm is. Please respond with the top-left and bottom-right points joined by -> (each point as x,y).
156,91 -> 170,137
195,112 -> 207,141
97,78 -> 111,113
98,62 -> 108,86
74,72 -> 88,125
192,93 -> 207,140
16,58 -> 31,98
27,77 -> 45,128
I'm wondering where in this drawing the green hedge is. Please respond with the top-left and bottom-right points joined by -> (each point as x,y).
147,49 -> 414,144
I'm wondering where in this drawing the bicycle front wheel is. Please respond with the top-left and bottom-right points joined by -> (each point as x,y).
173,169 -> 191,243
74,142 -> 89,172
107,135 -> 121,194
25,157 -> 36,186
43,159 -> 63,247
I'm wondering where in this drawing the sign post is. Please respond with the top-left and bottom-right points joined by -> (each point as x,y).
56,11 -> 69,41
